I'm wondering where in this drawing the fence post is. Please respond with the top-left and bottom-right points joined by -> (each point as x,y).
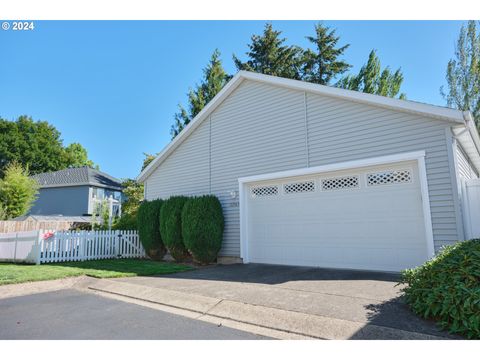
36,230 -> 42,265
13,232 -> 18,263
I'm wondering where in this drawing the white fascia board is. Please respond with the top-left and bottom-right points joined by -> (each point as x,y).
137,70 -> 465,183
240,71 -> 465,123
137,72 -> 245,183
452,112 -> 480,173
238,150 -> 426,184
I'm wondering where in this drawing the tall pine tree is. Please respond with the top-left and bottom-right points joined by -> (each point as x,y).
233,23 -> 302,79
170,49 -> 229,139
441,20 -> 480,127
301,23 -> 351,85
337,50 -> 406,99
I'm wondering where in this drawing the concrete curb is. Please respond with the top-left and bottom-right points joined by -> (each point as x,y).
80,278 -> 446,340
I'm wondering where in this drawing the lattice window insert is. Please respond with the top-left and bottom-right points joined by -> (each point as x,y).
284,181 -> 315,194
321,176 -> 359,191
251,185 -> 279,197
367,169 -> 412,186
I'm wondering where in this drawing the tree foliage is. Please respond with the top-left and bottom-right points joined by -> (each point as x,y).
234,23 -> 302,80
441,20 -> 480,127
0,162 -> 39,219
65,143 -> 98,169
171,49 -> 230,139
160,196 -> 190,261
337,50 -> 406,99
301,23 -> 351,85
137,199 -> 165,259
181,195 -> 224,264
0,115 -> 97,177
141,152 -> 157,171
113,178 -> 144,230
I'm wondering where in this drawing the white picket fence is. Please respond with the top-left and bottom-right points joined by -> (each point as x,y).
0,230 -> 145,264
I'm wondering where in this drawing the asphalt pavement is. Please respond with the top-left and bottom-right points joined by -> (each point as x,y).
0,289 -> 268,340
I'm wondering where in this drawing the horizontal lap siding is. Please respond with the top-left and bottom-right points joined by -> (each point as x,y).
306,94 -> 458,252
145,78 -> 459,257
145,119 -> 210,200
456,144 -> 479,180
211,81 -> 306,256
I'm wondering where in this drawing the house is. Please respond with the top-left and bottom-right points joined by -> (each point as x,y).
30,167 -> 123,217
138,71 -> 480,272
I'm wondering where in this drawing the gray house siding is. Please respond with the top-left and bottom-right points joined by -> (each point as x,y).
456,143 -> 479,180
30,186 -> 90,216
145,79 -> 461,257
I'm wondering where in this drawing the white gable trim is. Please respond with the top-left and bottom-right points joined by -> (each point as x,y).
138,71 -> 469,183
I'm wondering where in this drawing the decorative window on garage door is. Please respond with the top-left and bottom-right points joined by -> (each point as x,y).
284,180 -> 315,194
367,169 -> 412,186
251,185 -> 279,198
321,176 -> 359,190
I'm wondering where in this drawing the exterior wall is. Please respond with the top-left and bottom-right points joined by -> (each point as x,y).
456,143 -> 479,180
29,186 -> 90,216
145,79 -> 461,256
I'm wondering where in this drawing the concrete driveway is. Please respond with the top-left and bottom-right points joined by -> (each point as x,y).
92,264 -> 456,340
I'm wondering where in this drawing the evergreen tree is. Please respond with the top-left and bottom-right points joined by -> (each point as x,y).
233,23 -> 302,79
170,49 -> 229,139
441,21 -> 480,127
301,23 -> 351,85
337,50 -> 406,99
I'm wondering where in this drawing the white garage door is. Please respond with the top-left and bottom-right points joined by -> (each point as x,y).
245,161 -> 429,272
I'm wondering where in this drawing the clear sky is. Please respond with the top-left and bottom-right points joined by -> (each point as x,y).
0,20 -> 464,179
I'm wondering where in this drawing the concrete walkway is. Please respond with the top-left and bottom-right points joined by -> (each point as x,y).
77,264 -> 456,340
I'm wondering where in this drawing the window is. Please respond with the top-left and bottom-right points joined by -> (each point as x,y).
284,181 -> 315,194
321,176 -> 359,191
367,170 -> 412,186
251,185 -> 279,198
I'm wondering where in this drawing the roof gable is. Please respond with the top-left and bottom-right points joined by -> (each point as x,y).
138,71 -> 469,183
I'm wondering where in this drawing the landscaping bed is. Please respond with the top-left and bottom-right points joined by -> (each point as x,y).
0,259 -> 193,286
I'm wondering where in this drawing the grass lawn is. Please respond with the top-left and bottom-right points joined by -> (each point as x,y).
0,259 -> 193,286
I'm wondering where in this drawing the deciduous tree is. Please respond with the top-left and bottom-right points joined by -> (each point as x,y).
441,20 -> 480,127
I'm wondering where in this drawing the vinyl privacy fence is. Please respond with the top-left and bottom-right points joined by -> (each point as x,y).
0,230 -> 145,264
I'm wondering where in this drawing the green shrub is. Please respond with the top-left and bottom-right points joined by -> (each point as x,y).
113,213 -> 137,230
137,199 -> 165,259
400,239 -> 480,339
160,196 -> 190,261
181,195 -> 224,264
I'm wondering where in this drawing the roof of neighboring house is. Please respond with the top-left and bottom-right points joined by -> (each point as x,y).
12,215 -> 92,222
138,70 -> 477,183
32,167 -> 123,190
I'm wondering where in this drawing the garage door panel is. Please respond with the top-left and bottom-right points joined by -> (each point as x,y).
246,161 -> 429,271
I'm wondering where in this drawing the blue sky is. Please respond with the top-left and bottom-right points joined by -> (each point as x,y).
0,21 -> 464,179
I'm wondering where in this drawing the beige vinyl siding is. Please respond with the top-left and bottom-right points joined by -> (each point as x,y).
145,79 -> 460,256
456,143 -> 479,180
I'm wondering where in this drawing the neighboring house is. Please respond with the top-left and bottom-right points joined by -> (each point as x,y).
138,71 -> 480,272
30,167 -> 123,217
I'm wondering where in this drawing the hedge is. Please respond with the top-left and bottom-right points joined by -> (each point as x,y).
160,196 -> 190,261
137,199 -> 165,259
181,195 -> 224,264
400,239 -> 480,339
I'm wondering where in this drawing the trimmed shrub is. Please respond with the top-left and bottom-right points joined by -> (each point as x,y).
137,199 -> 165,259
400,239 -> 480,339
113,213 -> 137,230
160,196 -> 190,261
181,195 -> 224,264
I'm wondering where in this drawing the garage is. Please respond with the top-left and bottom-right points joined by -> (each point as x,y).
241,158 -> 430,272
